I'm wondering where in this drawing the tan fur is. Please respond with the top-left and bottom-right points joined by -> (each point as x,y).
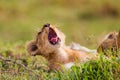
26,24 -> 97,70
117,31 -> 120,48
97,31 -> 120,56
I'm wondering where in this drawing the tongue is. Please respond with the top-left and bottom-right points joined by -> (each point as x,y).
50,37 -> 58,42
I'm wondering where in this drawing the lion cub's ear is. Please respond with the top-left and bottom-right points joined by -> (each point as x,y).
26,40 -> 39,56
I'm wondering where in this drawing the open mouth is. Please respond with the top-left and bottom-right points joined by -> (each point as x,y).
48,28 -> 60,45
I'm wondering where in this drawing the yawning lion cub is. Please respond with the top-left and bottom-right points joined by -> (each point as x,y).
26,23 -> 97,70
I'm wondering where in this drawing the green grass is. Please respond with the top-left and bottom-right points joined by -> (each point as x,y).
0,0 -> 120,80
0,43 -> 120,80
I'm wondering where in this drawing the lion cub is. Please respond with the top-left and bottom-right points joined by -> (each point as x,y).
26,23 -> 97,70
97,31 -> 120,56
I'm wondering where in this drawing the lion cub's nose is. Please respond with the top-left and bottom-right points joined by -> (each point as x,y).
43,23 -> 50,27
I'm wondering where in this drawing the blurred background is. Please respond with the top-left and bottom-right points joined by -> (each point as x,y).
0,0 -> 120,48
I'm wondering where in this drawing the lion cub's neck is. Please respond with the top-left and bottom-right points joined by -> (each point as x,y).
47,45 -> 80,64
46,46 -> 77,70
46,46 -> 68,63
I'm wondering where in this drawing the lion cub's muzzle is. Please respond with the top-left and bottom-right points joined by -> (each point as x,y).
48,27 -> 61,45
43,23 -> 61,45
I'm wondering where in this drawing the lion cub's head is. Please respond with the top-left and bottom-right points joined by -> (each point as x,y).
26,23 -> 65,56
97,31 -> 120,56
